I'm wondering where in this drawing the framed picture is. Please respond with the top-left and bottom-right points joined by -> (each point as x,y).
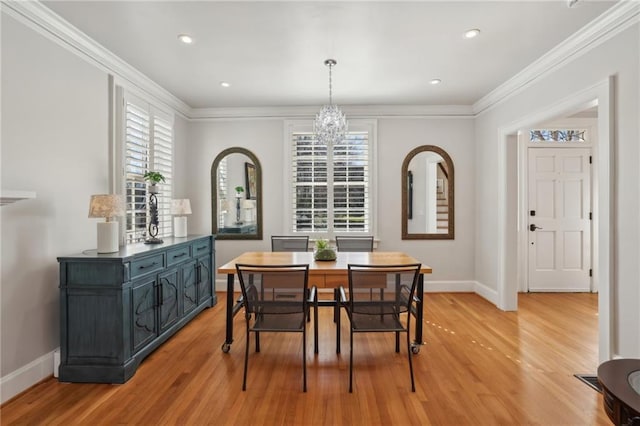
245,162 -> 257,200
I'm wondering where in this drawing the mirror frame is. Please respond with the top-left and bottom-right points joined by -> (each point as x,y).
401,145 -> 454,240
211,147 -> 263,240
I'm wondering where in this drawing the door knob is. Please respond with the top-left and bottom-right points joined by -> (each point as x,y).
529,224 -> 543,232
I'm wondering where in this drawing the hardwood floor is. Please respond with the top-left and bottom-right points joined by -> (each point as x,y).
1,292 -> 608,425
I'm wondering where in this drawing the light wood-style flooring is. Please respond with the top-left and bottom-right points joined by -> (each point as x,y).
1,292 -> 608,425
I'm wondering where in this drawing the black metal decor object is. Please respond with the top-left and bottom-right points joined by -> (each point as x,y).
235,196 -> 243,225
145,185 -> 163,244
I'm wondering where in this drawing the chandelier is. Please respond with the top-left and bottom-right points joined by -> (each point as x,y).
314,59 -> 348,145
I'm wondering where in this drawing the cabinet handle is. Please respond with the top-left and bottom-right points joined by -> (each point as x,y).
154,283 -> 160,308
140,262 -> 158,270
196,246 -> 207,251
173,253 -> 187,259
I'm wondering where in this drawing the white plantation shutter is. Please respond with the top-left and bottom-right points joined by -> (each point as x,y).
290,128 -> 371,236
124,101 -> 150,243
152,113 -> 173,238
217,157 -> 228,228
122,91 -> 173,244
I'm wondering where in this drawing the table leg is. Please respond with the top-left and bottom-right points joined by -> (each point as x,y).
222,273 -> 234,353
414,273 -> 424,346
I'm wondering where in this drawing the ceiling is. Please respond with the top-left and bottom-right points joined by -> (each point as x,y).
42,1 -> 617,109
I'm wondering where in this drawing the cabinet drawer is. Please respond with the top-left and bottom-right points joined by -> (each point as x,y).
130,254 -> 165,279
192,239 -> 211,257
167,245 -> 191,266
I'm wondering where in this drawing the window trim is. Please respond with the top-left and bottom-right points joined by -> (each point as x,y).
283,119 -> 378,239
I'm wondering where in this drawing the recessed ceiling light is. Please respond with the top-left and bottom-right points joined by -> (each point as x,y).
463,29 -> 481,39
177,34 -> 194,44
220,81 -> 231,88
430,79 -> 442,85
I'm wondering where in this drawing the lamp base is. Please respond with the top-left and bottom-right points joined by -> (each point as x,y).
144,237 -> 164,245
174,216 -> 188,238
97,221 -> 119,253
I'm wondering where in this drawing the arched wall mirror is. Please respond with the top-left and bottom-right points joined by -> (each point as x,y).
401,145 -> 454,240
211,147 -> 263,240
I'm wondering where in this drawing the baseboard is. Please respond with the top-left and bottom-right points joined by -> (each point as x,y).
473,280 -> 499,306
215,278 -> 239,293
0,348 -> 57,404
423,280 -> 475,292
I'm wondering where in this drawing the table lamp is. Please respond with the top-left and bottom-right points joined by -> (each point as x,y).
170,199 -> 192,237
88,194 -> 124,253
241,199 -> 255,223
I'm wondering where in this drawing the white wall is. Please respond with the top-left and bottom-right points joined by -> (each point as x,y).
474,24 -> 640,356
0,14 -> 189,402
187,117 -> 476,288
1,13 -> 108,397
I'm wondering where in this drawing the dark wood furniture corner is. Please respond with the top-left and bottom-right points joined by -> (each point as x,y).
57,235 -> 216,383
598,359 -> 640,425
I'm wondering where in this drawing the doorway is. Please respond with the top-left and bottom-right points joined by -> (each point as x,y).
496,78 -> 613,362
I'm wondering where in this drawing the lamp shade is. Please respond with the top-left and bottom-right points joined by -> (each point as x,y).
170,199 -> 192,215
88,194 -> 124,220
241,199 -> 255,209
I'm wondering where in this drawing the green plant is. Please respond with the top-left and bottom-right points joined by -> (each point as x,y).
143,171 -> 166,184
315,239 -> 329,250
314,239 -> 336,261
235,186 -> 244,193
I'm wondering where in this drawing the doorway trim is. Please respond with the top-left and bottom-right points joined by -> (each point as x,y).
495,77 -> 614,362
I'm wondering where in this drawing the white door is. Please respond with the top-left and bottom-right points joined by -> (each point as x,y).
528,148 -> 591,291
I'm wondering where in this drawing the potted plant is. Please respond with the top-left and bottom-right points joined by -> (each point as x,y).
234,186 -> 244,197
314,238 -> 336,261
144,171 -> 166,194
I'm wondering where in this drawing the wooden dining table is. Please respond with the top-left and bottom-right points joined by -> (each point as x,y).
217,251 -> 432,353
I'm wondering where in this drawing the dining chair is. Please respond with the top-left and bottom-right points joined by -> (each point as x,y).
338,263 -> 422,392
271,235 -> 309,252
335,235 -> 374,252
235,263 -> 318,392
335,235 -> 380,326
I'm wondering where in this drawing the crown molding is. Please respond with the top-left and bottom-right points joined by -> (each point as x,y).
1,0 -> 192,118
3,1 -> 637,121
188,104 -> 474,121
473,0 -> 640,115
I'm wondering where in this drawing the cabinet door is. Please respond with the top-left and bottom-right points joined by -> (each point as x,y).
132,277 -> 157,353
182,260 -> 198,316
197,254 -> 212,305
157,269 -> 180,333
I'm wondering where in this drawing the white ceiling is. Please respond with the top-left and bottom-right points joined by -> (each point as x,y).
42,1 -> 617,109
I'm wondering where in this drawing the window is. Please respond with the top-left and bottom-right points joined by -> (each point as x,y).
119,89 -> 174,244
286,120 -> 376,238
529,129 -> 587,142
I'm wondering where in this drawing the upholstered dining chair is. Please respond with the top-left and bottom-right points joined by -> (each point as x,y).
271,235 -> 309,252
235,263 -> 318,392
335,236 -> 374,252
338,263 -> 422,392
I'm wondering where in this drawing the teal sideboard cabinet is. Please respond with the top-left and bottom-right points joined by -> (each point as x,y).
57,235 -> 216,383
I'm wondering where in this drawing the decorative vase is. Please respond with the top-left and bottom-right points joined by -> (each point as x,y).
314,247 -> 337,261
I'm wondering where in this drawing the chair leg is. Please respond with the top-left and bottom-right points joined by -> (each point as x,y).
303,328 -> 307,392
255,331 -> 260,353
243,329 -> 250,391
395,331 -> 400,353
336,290 -> 341,354
314,300 -> 319,354
349,330 -> 354,393
406,331 -> 416,392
